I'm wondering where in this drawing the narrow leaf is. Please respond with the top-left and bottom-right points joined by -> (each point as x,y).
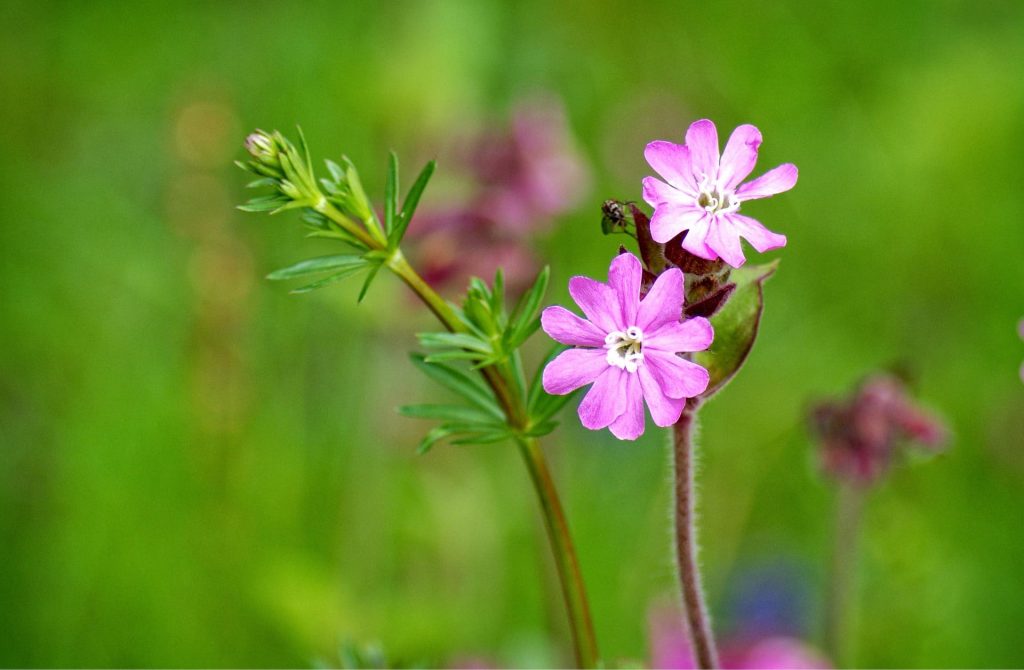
267,254 -> 367,280
384,151 -> 398,234
357,262 -> 383,303
508,266 -> 550,347
398,404 -> 503,425
289,265 -> 369,294
409,355 -> 503,419
389,160 -> 436,247
417,332 -> 493,353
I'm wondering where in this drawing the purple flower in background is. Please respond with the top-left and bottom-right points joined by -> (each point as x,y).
810,373 -> 948,485
648,604 -> 831,669
410,96 -> 590,295
541,253 -> 712,440
642,119 -> 797,267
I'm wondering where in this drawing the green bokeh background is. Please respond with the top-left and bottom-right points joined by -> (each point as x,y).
2,1 -> 1022,667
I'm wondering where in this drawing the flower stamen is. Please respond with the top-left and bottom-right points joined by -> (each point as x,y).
605,326 -> 645,372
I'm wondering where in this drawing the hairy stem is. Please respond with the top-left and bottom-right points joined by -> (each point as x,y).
672,404 -> 720,669
384,245 -> 599,667
824,482 -> 864,666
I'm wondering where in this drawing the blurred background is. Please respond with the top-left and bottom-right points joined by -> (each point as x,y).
2,0 -> 1023,667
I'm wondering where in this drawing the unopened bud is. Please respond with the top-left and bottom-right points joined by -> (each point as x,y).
245,130 -> 277,162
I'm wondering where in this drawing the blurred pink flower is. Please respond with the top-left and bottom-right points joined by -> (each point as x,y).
810,374 -> 948,485
649,604 -> 830,670
642,119 -> 796,268
409,96 -> 590,295
541,253 -> 712,440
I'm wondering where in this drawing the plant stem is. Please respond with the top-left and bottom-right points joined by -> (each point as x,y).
517,437 -> 600,669
672,403 -> 720,669
824,481 -> 864,667
386,247 -> 599,667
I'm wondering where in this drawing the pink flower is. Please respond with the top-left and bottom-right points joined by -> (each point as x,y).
541,253 -> 713,440
648,604 -> 831,670
811,374 -> 948,485
642,119 -> 797,268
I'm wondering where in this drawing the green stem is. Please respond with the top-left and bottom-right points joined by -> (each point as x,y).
517,437 -> 600,669
672,404 -> 720,669
824,482 -> 864,667
384,245 -> 599,667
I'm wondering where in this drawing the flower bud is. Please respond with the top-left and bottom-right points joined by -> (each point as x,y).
810,373 -> 948,486
244,130 -> 277,163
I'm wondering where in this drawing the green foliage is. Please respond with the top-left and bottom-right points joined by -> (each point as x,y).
407,267 -> 568,450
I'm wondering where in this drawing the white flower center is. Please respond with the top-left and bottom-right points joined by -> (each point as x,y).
605,326 -> 644,373
697,173 -> 740,215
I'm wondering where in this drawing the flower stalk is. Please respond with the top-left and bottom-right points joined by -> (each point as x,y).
672,402 -> 720,670
823,481 -> 864,667
239,131 -> 598,667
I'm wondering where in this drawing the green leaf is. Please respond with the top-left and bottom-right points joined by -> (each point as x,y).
289,266 -> 369,294
693,260 -> 778,398
422,351 -> 489,364
398,404 -> 503,425
417,332 -> 493,354
238,194 -> 289,212
266,254 -> 368,280
356,262 -> 383,303
415,422 -> 511,454
527,344 -> 567,414
450,430 -> 511,446
507,266 -> 550,349
530,389 -> 579,427
408,355 -> 503,419
384,151 -> 398,234
389,160 -> 435,247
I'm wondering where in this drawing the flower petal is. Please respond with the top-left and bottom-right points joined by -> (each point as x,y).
685,119 -> 720,182
736,163 -> 798,200
541,305 -> 607,347
637,267 -> 684,333
609,372 -> 646,440
718,124 -> 762,190
650,203 -> 705,244
608,252 -> 642,326
706,215 -> 747,267
680,214 -> 717,260
644,141 -> 697,195
577,366 -> 628,430
728,213 -> 787,253
642,176 -> 691,207
638,365 -> 687,426
568,276 -> 622,332
542,348 -> 608,395
647,317 -> 714,353
645,351 -> 711,399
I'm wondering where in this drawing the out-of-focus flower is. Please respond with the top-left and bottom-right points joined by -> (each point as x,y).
810,373 -> 948,485
541,253 -> 712,440
408,97 -> 590,295
648,603 -> 830,669
642,119 -> 796,268
1018,318 -> 1023,383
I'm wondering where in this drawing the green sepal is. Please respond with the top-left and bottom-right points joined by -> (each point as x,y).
694,260 -> 778,398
